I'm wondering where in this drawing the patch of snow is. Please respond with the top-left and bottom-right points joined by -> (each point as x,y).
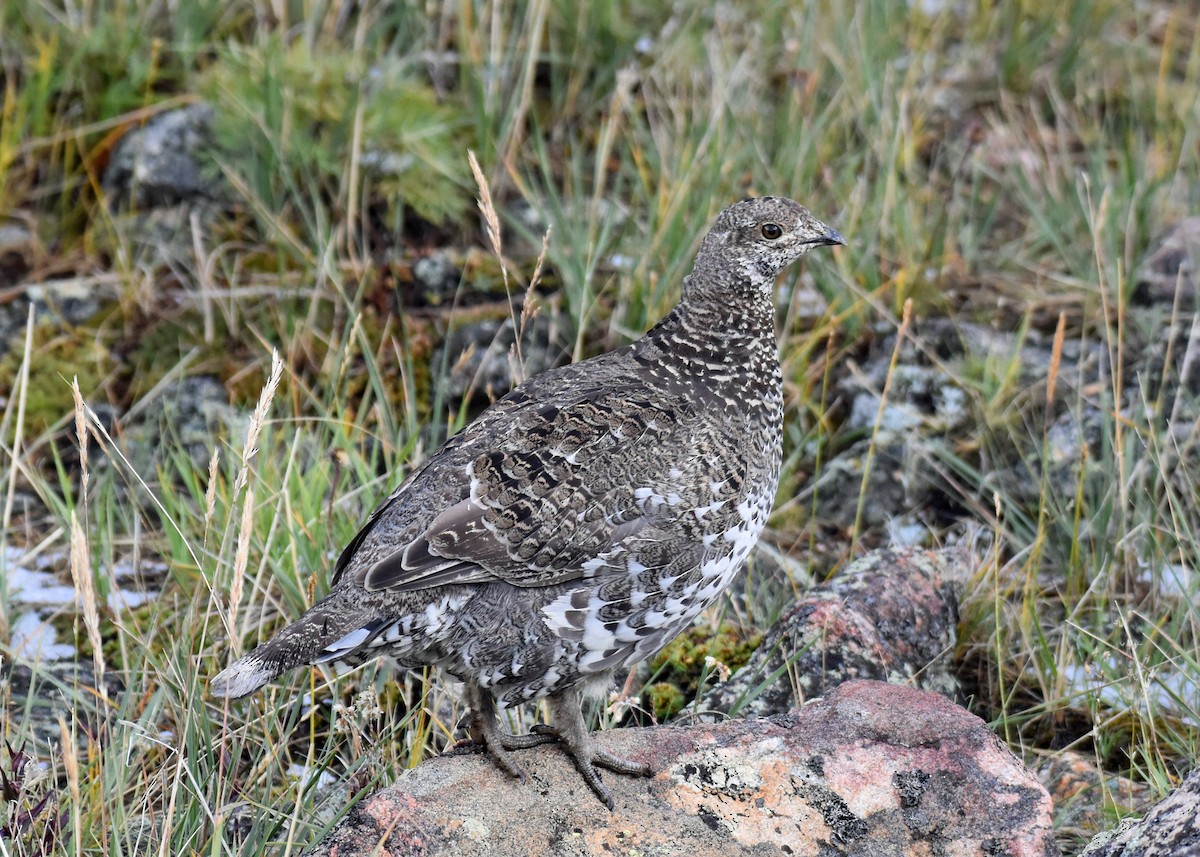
1136,562 -> 1197,602
286,763 -> 338,791
912,0 -> 956,16
936,385 -> 968,424
849,393 -> 923,433
4,546 -> 63,570
887,517 -> 929,547
106,557 -> 167,580
5,550 -> 160,612
1062,659 -> 1198,728
10,612 -> 77,662
107,588 -> 158,610
6,566 -> 78,606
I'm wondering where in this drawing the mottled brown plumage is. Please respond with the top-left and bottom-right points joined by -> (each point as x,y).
210,196 -> 843,807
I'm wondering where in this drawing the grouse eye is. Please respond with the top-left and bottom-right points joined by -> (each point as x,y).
761,223 -> 783,240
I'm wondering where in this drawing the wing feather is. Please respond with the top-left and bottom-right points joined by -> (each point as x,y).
352,386 -> 696,593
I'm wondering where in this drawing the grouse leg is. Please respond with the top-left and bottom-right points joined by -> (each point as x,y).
463,682 -> 556,781
537,688 -> 652,809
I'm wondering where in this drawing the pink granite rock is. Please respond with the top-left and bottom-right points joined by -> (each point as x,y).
694,547 -> 964,721
306,680 -> 1057,857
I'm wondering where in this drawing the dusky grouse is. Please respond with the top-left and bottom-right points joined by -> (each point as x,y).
211,196 -> 844,807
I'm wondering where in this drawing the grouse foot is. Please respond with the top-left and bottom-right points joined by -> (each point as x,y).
463,683 -> 557,781
540,689 -> 652,809
461,684 -> 651,807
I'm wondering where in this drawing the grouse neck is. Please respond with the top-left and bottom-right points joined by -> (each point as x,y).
629,280 -> 781,389
658,281 -> 777,352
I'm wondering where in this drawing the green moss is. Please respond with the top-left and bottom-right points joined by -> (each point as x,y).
0,322 -> 115,436
123,309 -> 263,406
643,622 -> 763,718
202,37 -> 472,231
642,682 -> 685,721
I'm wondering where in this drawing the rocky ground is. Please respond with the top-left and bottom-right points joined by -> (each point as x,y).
308,679 -> 1057,857
4,174 -> 1198,849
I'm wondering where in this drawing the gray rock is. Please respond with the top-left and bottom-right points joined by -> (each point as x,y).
411,252 -> 461,306
774,269 -> 828,326
116,813 -> 160,857
24,279 -> 111,327
818,323 -> 981,537
3,661 -> 122,757
0,224 -> 33,252
435,313 -> 567,403
1081,767 -> 1200,856
103,103 -> 219,208
505,197 -> 550,241
305,680 -> 1057,857
885,513 -> 932,546
923,41 -> 1000,125
120,376 -> 247,479
502,196 -> 627,252
1137,217 -> 1200,308
0,276 -> 117,356
0,223 -> 34,286
101,103 -> 224,267
1045,405 -> 1106,470
693,547 -> 964,721
360,149 -> 417,178
810,437 -> 912,534
815,316 -> 1101,539
110,201 -> 223,270
845,363 -> 970,435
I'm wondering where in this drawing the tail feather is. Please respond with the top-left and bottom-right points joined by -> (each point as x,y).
209,595 -> 377,699
209,655 -> 277,698
311,618 -> 388,664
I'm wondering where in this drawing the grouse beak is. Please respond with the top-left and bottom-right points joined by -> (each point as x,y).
808,226 -> 846,247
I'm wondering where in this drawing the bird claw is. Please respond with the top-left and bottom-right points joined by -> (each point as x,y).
592,749 -> 652,777
477,730 -> 557,780
463,684 -> 652,808
505,722 -> 652,807
560,746 -> 651,810
497,729 -> 560,751
462,687 -> 559,783
445,737 -> 487,757
487,744 -> 530,783
445,736 -> 530,783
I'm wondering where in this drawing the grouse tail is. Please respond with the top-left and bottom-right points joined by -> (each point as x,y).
209,594 -> 373,699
